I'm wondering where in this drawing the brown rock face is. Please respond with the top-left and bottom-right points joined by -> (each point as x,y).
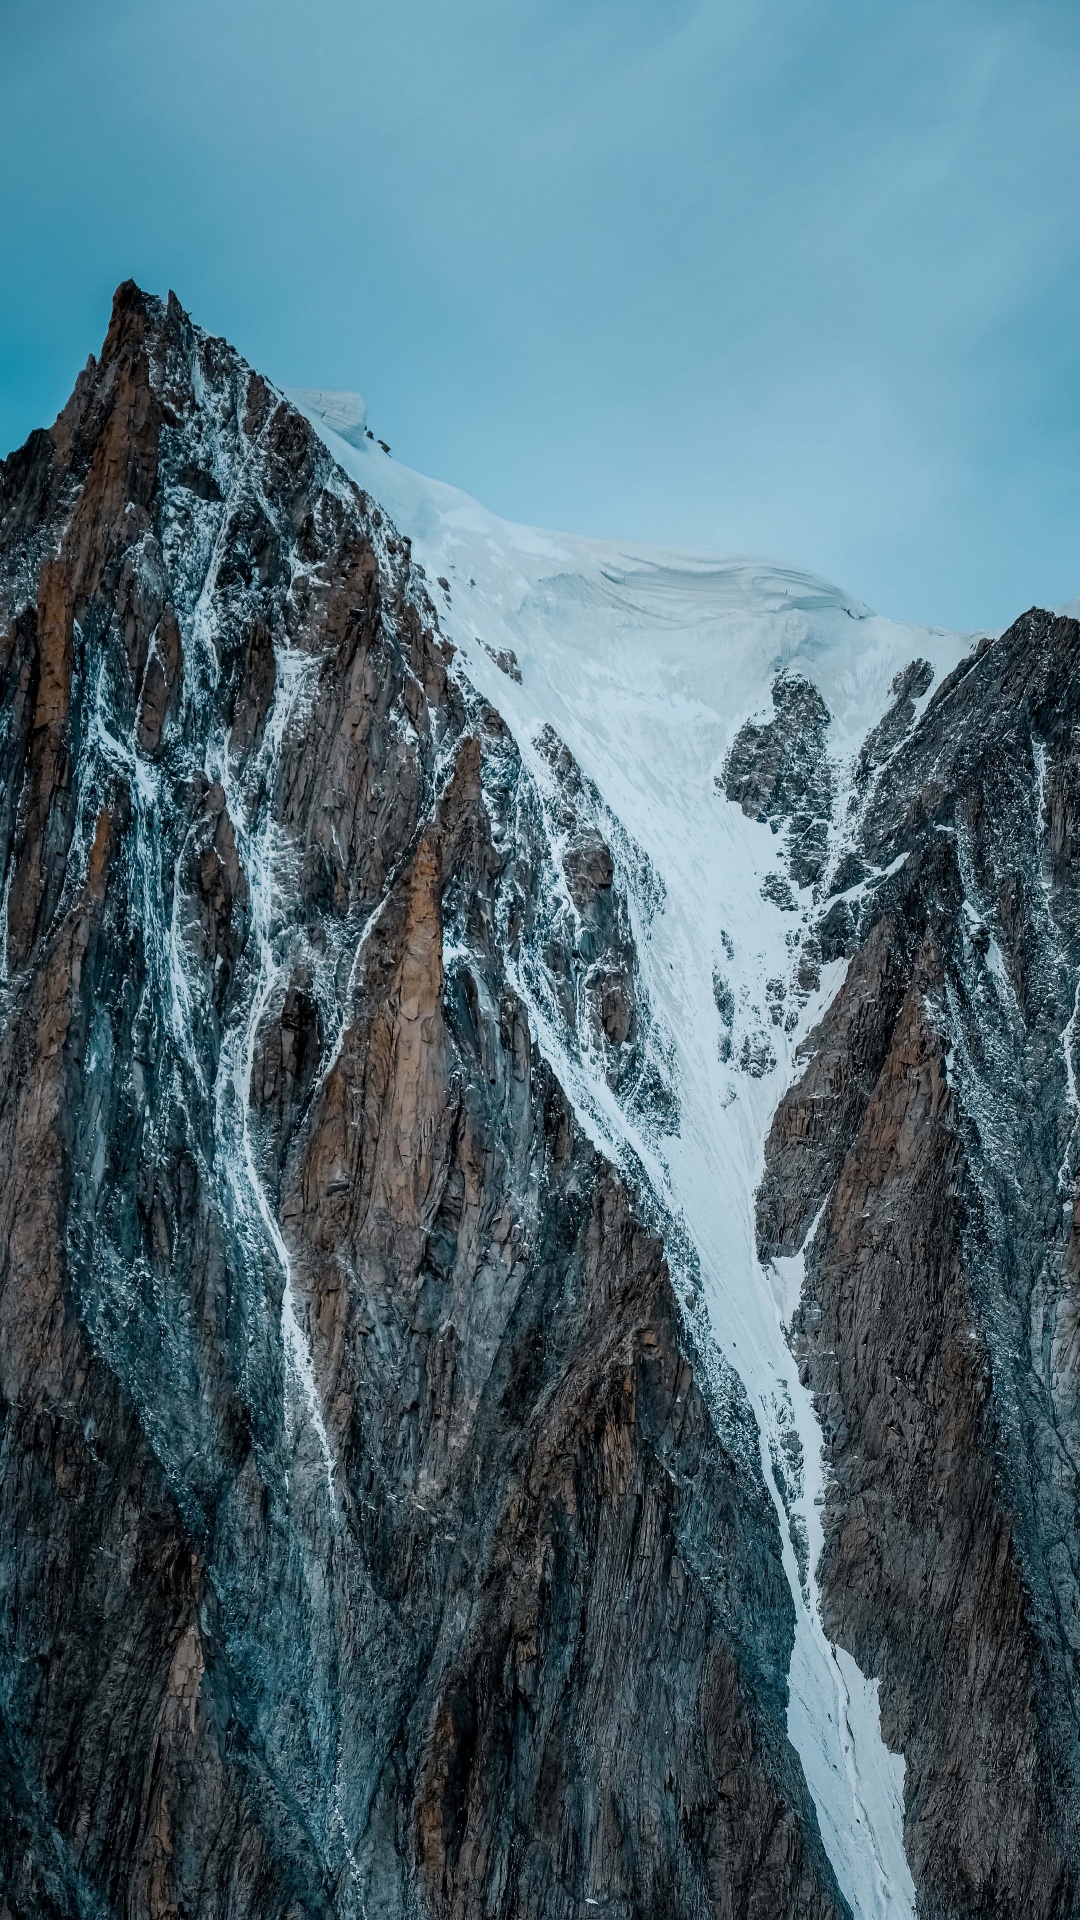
761,611 -> 1080,1918
0,287 -> 847,1920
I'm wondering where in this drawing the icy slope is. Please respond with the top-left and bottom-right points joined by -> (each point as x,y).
297,412 -> 973,1917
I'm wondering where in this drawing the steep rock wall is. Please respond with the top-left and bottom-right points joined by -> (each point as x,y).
0,287 -> 845,1920
761,611 -> 1080,1917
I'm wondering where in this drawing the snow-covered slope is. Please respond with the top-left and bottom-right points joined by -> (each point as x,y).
296,410 -> 975,1919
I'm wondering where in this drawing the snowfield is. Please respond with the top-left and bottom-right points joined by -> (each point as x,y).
300,403 -> 976,1918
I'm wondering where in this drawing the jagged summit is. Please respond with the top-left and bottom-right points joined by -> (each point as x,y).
2,284 -> 1080,1920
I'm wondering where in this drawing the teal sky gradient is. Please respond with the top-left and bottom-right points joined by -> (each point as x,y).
1,0 -> 1077,628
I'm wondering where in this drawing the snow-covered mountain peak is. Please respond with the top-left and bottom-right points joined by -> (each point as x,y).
295,404 -> 976,763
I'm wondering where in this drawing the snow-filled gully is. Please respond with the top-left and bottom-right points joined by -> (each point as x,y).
293,405 -> 982,1917
500,707 -> 916,1915
494,710 -> 916,1920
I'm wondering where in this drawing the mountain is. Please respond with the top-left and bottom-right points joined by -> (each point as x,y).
1,282 -> 1078,1920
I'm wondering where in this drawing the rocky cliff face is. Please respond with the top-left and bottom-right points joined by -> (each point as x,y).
759,613 -> 1080,1917
2,284 -> 1078,1920
0,287 -> 847,1920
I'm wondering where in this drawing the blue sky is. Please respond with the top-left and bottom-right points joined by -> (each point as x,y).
1,0 -> 1077,629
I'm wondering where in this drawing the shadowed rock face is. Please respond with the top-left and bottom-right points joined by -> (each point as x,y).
762,611 -> 1080,1918
0,287 -> 847,1920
